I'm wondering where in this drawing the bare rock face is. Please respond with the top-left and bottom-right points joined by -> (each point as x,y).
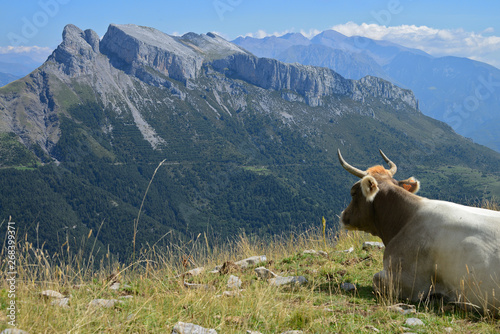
84,29 -> 100,53
50,24 -> 100,76
100,24 -> 203,84
210,53 -> 418,109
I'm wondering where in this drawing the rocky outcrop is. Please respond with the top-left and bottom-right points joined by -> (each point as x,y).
210,53 -> 350,106
355,76 -> 417,109
49,24 -> 101,76
100,24 -> 203,84
210,53 -> 418,109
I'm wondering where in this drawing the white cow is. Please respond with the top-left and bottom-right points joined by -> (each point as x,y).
338,149 -> 500,315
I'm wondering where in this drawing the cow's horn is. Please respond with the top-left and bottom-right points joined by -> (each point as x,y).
379,149 -> 397,176
337,149 -> 368,178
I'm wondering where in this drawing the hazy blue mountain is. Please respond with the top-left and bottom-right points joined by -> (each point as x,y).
232,30 -> 500,152
232,32 -> 310,58
277,44 -> 389,81
0,72 -> 19,87
1,24 -> 499,258
0,53 -> 43,76
384,53 -> 500,151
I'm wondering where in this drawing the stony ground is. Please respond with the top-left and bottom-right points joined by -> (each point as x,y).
1,230 -> 499,333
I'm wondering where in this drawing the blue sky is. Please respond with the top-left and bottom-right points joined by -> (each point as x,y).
1,0 -> 500,67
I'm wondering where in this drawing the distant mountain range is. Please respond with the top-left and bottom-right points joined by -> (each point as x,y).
0,24 -> 499,258
0,53 -> 43,82
0,72 -> 19,87
233,30 -> 500,152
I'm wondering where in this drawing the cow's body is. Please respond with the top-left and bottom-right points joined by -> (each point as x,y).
338,150 -> 500,314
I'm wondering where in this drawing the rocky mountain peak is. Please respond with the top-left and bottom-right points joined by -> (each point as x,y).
179,31 -> 250,60
48,24 -> 101,76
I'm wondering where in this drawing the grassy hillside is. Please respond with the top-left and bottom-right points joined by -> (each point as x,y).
1,216 -> 499,333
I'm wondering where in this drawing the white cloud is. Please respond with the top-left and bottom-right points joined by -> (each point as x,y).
331,22 -> 500,68
299,28 -> 321,39
0,45 -> 53,62
241,28 -> 295,39
0,45 -> 52,54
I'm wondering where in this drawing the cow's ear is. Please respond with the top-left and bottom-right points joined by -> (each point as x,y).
360,175 -> 379,202
398,177 -> 420,193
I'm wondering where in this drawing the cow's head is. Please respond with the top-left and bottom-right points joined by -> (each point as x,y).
338,149 -> 420,237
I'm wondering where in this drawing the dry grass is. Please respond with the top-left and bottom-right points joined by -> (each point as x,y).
1,224 -> 499,333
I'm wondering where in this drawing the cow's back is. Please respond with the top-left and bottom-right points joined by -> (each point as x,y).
412,200 -> 500,312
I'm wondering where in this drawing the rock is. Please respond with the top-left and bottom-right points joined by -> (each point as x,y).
254,266 -> 277,279
362,241 -> 384,250
120,295 -> 134,300
221,289 -> 244,297
1,329 -> 30,334
227,275 -> 242,289
109,282 -> 121,290
303,249 -> 328,257
40,290 -> 65,299
387,303 -> 416,315
171,321 -> 217,334
209,265 -> 222,274
184,267 -> 205,276
365,325 -> 380,333
234,255 -> 267,269
246,331 -> 263,334
183,282 -> 214,291
211,54 -> 418,109
280,331 -> 304,334
405,318 -> 424,327
101,24 -> 205,84
51,24 -> 101,76
340,282 -> 357,291
89,299 -> 122,308
339,246 -> 354,253
84,29 -> 100,53
109,282 -> 132,291
51,297 -> 70,308
269,276 -> 307,287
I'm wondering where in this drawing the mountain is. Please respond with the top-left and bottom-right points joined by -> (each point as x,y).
384,53 -> 500,151
277,44 -> 389,82
232,32 -> 311,58
1,24 -> 499,258
0,53 -> 44,83
0,72 -> 19,87
233,30 -> 500,152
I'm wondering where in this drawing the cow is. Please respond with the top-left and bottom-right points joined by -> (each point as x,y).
337,149 -> 500,315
